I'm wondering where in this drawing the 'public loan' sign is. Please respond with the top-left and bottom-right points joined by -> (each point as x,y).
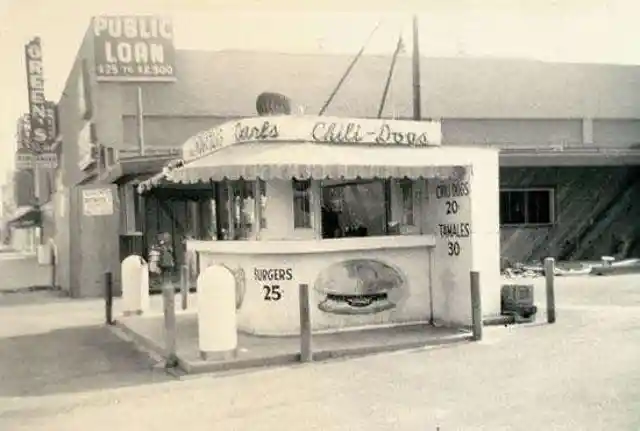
92,15 -> 176,82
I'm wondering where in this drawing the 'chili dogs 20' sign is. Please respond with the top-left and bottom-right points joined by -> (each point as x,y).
182,116 -> 442,162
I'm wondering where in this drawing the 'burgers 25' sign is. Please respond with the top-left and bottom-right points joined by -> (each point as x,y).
92,15 -> 176,81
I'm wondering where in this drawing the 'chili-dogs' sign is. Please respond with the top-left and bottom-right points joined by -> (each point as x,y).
92,15 -> 176,81
182,116 -> 442,162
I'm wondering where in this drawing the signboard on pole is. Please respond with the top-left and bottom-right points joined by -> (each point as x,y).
92,15 -> 176,82
82,188 -> 114,216
16,110 -> 59,169
24,37 -> 57,153
15,152 -> 58,169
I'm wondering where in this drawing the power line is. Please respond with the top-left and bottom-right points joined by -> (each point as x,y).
318,20 -> 383,116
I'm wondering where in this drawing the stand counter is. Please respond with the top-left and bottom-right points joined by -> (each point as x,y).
188,235 -> 435,336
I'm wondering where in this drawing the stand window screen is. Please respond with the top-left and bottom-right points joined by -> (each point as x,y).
216,180 -> 267,240
399,179 -> 415,226
293,180 -> 312,228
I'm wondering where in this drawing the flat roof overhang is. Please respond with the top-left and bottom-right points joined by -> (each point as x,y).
499,148 -> 640,167
99,154 -> 178,185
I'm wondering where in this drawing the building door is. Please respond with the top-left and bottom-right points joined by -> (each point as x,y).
143,188 -> 215,287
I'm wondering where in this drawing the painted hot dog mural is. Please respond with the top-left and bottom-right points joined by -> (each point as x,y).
314,259 -> 407,315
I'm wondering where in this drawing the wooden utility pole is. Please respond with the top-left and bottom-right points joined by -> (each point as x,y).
412,15 -> 422,121
137,87 -> 145,156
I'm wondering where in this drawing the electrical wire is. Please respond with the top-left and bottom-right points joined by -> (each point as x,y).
318,20 -> 383,116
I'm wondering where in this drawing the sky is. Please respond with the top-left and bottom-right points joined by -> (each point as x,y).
1,0 -> 640,181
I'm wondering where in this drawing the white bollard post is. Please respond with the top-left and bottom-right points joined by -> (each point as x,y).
122,255 -> 149,316
197,264 -> 238,361
37,243 -> 51,265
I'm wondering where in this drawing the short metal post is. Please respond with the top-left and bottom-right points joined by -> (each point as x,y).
299,284 -> 313,362
51,247 -> 57,290
180,265 -> 188,310
544,257 -> 556,324
104,272 -> 114,325
470,271 -> 483,341
162,273 -> 178,368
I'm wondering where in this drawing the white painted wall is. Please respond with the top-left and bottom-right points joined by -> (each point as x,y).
198,241 -> 433,336
425,173 -> 474,326
424,153 -> 501,326
259,179 -> 317,241
469,152 -> 501,318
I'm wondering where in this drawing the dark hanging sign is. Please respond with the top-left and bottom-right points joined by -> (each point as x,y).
24,37 -> 56,154
45,101 -> 58,142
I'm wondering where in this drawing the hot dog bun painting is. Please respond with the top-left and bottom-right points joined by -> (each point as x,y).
314,259 -> 406,315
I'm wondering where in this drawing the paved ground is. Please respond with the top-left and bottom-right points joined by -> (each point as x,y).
0,252 -> 52,292
119,306 -> 465,373
0,274 -> 639,430
0,289 -> 172,420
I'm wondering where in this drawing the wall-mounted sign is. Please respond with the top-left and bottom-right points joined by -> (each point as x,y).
16,107 -> 57,147
16,114 -> 30,152
181,116 -> 442,162
78,122 -> 97,171
15,152 -> 58,169
92,15 -> 176,82
16,107 -> 58,167
44,101 -> 58,143
24,37 -> 56,153
82,188 -> 114,216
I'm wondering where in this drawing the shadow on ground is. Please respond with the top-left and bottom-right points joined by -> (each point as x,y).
0,289 -> 69,307
0,325 -> 171,398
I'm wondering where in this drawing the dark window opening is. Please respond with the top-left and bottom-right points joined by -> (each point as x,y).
500,189 -> 553,226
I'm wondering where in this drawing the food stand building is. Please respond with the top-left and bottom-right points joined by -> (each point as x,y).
140,115 -> 500,330
52,15 -> 640,298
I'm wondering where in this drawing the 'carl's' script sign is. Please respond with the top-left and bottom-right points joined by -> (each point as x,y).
235,121 -> 279,142
181,116 -> 442,162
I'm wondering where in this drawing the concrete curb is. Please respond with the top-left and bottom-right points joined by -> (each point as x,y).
110,321 -> 170,370
0,285 -> 61,295
483,315 -> 516,326
590,265 -> 640,276
112,319 -> 474,377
